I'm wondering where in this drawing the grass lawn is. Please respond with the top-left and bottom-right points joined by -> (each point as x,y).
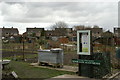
6,60 -> 75,79
4,54 -> 37,60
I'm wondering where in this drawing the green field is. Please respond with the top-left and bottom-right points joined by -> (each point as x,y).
4,60 -> 75,79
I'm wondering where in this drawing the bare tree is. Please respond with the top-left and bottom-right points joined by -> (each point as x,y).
51,21 -> 68,30
93,25 -> 99,28
73,25 -> 85,30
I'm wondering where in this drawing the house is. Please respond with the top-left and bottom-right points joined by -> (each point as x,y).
26,27 -> 45,39
73,25 -> 103,38
85,27 -> 103,38
114,27 -> 120,45
1,27 -> 19,37
45,28 -> 73,41
1,27 -> 19,43
71,27 -> 103,42
114,27 -> 120,37
101,30 -> 114,46
45,30 -> 55,40
54,28 -> 72,37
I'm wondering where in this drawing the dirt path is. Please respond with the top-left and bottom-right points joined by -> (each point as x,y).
30,63 -> 78,72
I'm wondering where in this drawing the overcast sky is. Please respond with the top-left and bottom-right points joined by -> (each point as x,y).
0,1 -> 118,34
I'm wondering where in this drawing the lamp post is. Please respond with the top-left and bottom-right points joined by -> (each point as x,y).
22,35 -> 25,60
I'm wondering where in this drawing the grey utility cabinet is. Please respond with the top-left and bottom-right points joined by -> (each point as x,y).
38,48 -> 63,68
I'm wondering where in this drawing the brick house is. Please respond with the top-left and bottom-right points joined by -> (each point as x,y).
71,27 -> 103,41
26,27 -> 44,39
1,27 -> 19,37
101,30 -> 114,46
45,28 -> 73,40
1,27 -> 19,43
85,27 -> 103,38
54,28 -> 72,37
114,27 -> 120,37
114,27 -> 120,45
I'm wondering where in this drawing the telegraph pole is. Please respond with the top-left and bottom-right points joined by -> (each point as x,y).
22,35 -> 25,60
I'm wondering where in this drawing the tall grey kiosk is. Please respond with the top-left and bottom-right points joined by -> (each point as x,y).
77,30 -> 92,77
72,30 -> 111,78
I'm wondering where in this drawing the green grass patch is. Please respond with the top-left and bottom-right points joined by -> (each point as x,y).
64,51 -> 77,54
1,49 -> 38,53
3,54 -> 38,62
7,61 -> 75,79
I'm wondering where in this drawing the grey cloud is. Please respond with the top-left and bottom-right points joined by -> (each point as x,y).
0,2 -> 117,29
